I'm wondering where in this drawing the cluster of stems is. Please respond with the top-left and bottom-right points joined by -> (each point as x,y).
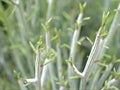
18,1 -> 120,90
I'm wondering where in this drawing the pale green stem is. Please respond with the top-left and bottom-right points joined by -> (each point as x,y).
90,3 -> 120,90
97,64 -> 113,90
56,43 -> 63,86
79,30 -> 103,90
99,3 -> 120,57
31,0 -> 39,25
90,70 -> 100,90
35,50 -> 41,90
41,58 -> 48,87
101,78 -> 119,90
80,78 -> 87,90
41,0 -> 56,89
68,12 -> 83,90
26,47 -> 42,90
103,0 -> 111,12
59,86 -> 65,90
107,79 -> 120,88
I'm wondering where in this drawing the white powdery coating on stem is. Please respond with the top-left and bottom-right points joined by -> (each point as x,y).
45,32 -> 51,50
56,43 -> 62,82
68,13 -> 83,90
26,78 -> 37,83
77,13 -> 83,24
25,48 -> 41,90
80,26 -> 104,90
72,63 -> 84,77
91,3 -> 120,90
41,58 -> 49,87
70,13 -> 83,62
83,28 -> 102,77
47,0 -> 53,5
118,3 -> 120,10
35,50 -> 41,90
13,0 -> 19,5
59,86 -> 65,90
107,79 -> 116,87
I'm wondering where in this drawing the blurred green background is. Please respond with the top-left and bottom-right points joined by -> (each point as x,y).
0,0 -> 119,90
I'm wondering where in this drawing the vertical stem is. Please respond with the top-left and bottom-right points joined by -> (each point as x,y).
80,78 -> 87,90
68,12 -> 83,90
46,0 -> 53,20
56,43 -> 62,81
90,3 -> 120,90
90,70 -> 100,90
41,0 -> 56,89
97,64 -> 113,90
79,29 -> 103,90
56,43 -> 64,89
32,0 -> 39,24
103,0 -> 111,12
99,3 -> 120,57
35,47 -> 41,90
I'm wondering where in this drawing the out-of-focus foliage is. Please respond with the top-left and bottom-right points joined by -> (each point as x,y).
0,0 -> 120,90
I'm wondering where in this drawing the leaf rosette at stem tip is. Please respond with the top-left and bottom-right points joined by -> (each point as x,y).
37,36 -> 43,48
99,12 -> 110,38
50,28 -> 60,43
41,17 -> 53,32
102,12 -> 110,26
79,2 -> 86,13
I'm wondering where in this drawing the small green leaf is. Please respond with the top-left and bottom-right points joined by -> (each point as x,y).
102,12 -> 110,25
56,82 -> 61,85
83,17 -> 91,21
51,34 -> 59,42
69,76 -> 80,80
13,70 -> 21,79
62,12 -> 70,20
66,59 -> 72,64
24,82 -> 31,87
41,23 -> 47,32
79,2 -> 86,13
114,59 -> 120,63
43,59 -> 55,66
29,41 -> 36,53
97,62 -> 108,68
61,44 -> 70,49
37,36 -> 43,46
86,36 -> 93,45
46,17 -> 52,25
103,45 -> 109,49
101,31 -> 108,38
77,37 -> 85,45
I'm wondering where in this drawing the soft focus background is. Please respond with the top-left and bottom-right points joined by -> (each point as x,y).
0,0 -> 120,90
